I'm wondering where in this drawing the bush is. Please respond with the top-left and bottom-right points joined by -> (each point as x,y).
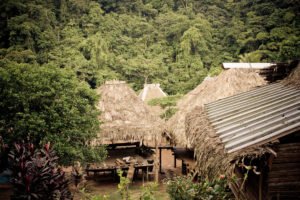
139,182 -> 159,200
163,175 -> 235,200
0,61 -> 106,166
8,141 -> 72,200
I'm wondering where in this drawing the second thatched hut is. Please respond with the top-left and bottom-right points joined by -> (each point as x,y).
166,68 -> 267,147
185,62 -> 300,199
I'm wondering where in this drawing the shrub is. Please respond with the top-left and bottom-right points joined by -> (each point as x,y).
8,141 -> 72,200
117,170 -> 131,200
139,182 -> 159,200
163,174 -> 235,200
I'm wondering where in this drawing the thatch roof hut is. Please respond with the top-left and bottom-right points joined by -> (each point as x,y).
186,62 -> 300,199
222,62 -> 297,83
166,69 -> 267,146
139,83 -> 167,101
95,81 -> 162,143
138,83 -> 167,116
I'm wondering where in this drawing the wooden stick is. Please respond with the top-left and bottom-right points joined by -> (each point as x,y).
259,172 -> 263,200
154,135 -> 159,183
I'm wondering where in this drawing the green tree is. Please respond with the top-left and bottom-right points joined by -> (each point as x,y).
148,94 -> 182,120
0,60 -> 106,166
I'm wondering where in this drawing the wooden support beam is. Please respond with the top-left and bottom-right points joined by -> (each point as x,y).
182,160 -> 184,174
107,142 -> 140,149
259,172 -> 263,200
154,136 -> 159,183
148,145 -> 173,149
174,154 -> 177,168
159,148 -> 162,173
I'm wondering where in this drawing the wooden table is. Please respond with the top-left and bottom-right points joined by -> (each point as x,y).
86,163 -> 154,182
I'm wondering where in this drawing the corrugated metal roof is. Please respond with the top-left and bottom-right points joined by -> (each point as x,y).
222,63 -> 275,69
205,83 -> 300,153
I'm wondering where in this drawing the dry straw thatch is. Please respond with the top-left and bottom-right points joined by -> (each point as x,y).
139,84 -> 167,116
166,69 -> 267,146
95,81 -> 162,143
185,63 -> 300,181
139,84 -> 167,101
283,62 -> 300,88
185,106 -> 271,180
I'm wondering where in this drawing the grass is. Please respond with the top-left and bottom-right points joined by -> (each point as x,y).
74,181 -> 170,200
98,188 -> 169,200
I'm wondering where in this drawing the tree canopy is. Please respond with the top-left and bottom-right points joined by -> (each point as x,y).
0,60 -> 106,166
1,0 -> 298,94
0,0 -> 299,165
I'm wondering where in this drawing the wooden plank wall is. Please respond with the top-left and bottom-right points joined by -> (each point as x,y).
230,167 -> 258,200
267,142 -> 300,200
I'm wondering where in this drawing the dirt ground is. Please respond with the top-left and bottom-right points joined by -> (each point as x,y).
72,148 -> 183,199
0,148 -> 185,200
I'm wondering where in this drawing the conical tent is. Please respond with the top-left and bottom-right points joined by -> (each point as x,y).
166,68 -> 267,146
96,81 -> 162,144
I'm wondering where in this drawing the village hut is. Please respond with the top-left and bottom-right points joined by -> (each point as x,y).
223,62 -> 296,82
138,83 -> 167,116
166,69 -> 267,147
185,63 -> 300,199
93,81 -> 164,182
96,81 -> 162,144
139,83 -> 167,101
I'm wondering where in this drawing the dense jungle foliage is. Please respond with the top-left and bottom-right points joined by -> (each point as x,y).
0,0 -> 299,94
0,0 -> 299,166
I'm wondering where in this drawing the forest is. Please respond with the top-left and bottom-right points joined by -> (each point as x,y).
1,0 -> 300,167
0,0 -> 299,199
0,0 -> 299,94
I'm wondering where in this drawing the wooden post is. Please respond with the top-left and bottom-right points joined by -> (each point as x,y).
174,154 -> 177,168
154,135 -> 159,183
259,172 -> 263,200
146,166 -> 149,182
159,148 -> 162,173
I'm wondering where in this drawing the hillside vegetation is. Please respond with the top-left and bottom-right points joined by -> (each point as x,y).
0,0 -> 299,94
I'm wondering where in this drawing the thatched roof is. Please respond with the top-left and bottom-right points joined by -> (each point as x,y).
222,62 -> 275,69
138,83 -> 167,116
166,69 -> 267,146
186,106 -> 271,180
185,63 -> 300,181
283,61 -> 300,88
139,83 -> 167,101
95,81 -> 162,143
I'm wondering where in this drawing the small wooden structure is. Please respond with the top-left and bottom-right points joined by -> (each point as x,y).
185,62 -> 300,199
